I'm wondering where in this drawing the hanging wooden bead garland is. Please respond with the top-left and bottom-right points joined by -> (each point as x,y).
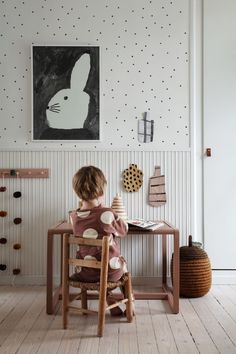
12,171 -> 22,277
0,168 -> 49,276
0,173 -> 7,272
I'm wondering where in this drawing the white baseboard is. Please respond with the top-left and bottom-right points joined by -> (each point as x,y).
212,270 -> 236,284
0,276 -> 47,285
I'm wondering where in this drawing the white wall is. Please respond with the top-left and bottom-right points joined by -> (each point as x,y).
0,0 -> 189,151
0,0 -> 191,284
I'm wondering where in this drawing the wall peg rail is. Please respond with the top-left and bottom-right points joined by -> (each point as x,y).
0,169 -> 49,178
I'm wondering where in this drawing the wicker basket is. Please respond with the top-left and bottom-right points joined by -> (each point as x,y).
171,235 -> 212,298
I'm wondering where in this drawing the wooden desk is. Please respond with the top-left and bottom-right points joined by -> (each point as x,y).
47,221 -> 179,315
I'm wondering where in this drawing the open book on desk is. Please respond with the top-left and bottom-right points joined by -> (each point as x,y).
127,219 -> 164,231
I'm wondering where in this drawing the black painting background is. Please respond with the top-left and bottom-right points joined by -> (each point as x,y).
32,46 -> 99,140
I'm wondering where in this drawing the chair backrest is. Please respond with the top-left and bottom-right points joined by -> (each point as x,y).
63,234 -> 109,285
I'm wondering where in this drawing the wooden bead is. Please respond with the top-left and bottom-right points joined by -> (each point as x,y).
0,264 -> 7,271
0,237 -> 7,244
13,191 -> 22,198
13,217 -> 22,224
0,210 -> 7,217
0,186 -> 7,192
12,268 -> 21,275
13,243 -> 21,250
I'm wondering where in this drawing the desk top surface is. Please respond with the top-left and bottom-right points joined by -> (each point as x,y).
48,220 -> 178,235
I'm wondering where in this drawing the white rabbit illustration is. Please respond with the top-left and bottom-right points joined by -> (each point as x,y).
46,53 -> 90,129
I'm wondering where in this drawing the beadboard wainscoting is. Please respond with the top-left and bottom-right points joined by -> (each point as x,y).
0,150 -> 191,284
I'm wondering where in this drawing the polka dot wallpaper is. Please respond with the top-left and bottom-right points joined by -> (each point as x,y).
0,0 -> 189,150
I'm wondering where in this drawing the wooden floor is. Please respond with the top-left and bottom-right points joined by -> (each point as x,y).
1,285 -> 236,354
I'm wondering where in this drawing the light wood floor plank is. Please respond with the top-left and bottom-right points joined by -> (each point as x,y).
60,299 -> 101,354
0,288 -> 46,354
98,315 -> 119,354
118,316 -> 139,354
191,295 -> 236,353
202,293 -> 236,347
180,298 -> 219,354
211,285 -> 236,322
16,305 -> 55,354
0,286 -> 13,307
36,311 -> 65,354
167,301 -> 199,354
56,312 -> 84,354
216,285 -> 236,306
0,287 -> 39,346
0,287 -> 29,324
135,300 -> 159,353
149,300 -> 178,354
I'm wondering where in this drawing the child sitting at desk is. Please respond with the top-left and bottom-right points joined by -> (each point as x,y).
70,165 -> 129,316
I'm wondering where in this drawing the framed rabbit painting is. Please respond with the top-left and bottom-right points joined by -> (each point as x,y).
31,45 -> 100,141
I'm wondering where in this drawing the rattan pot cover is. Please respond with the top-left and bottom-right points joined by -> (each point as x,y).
171,235 -> 212,298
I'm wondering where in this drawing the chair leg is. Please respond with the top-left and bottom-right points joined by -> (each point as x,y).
62,282 -> 69,329
81,289 -> 88,315
124,273 -> 134,323
97,289 -> 107,337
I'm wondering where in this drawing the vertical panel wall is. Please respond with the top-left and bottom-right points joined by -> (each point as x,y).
0,150 -> 191,284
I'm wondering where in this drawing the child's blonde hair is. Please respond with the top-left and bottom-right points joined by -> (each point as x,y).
72,166 -> 107,201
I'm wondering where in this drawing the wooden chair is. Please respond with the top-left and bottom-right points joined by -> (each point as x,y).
62,233 -> 134,337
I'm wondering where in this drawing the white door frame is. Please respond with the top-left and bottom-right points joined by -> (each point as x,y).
190,0 -> 236,283
190,0 -> 204,245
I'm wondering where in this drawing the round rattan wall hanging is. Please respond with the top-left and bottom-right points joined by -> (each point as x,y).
123,164 -> 143,192
171,235 -> 212,298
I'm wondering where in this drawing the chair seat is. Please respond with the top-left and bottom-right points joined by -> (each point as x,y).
69,273 -> 129,291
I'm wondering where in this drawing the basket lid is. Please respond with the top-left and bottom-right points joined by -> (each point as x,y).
180,235 -> 208,260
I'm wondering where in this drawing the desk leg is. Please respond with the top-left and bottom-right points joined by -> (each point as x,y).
162,234 -> 167,285
46,233 -> 54,314
172,230 -> 179,313
47,233 -> 62,315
